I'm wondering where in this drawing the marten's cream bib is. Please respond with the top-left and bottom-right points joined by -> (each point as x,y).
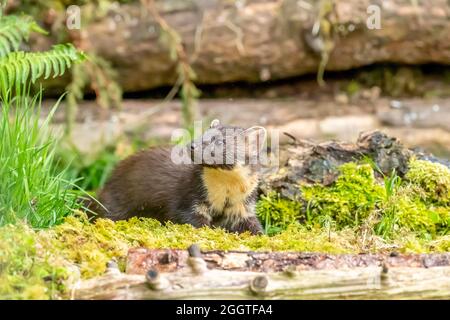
202,166 -> 258,218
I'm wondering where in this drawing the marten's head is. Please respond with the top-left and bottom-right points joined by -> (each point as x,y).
189,119 -> 267,170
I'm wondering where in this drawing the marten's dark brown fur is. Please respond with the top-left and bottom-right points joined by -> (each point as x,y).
92,120 -> 265,235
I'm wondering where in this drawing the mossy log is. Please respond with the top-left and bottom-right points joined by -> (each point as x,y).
37,0 -> 450,92
260,130 -> 450,199
73,248 -> 450,299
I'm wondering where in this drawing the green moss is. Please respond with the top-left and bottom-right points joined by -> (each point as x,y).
1,214 -> 359,299
294,159 -> 450,239
46,214 -> 354,279
2,159 -> 450,299
302,163 -> 385,228
405,159 -> 450,204
381,191 -> 449,237
377,159 -> 450,238
2,208 -> 450,299
0,224 -> 71,300
256,193 -> 303,235
394,234 -> 450,254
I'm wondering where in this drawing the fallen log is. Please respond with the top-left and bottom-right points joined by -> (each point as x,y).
35,0 -> 450,92
73,247 -> 450,299
260,130 -> 450,199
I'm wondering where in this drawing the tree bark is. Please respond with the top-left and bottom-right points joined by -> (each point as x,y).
73,249 -> 450,299
40,0 -> 450,92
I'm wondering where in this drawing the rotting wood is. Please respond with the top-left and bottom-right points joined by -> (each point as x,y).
72,249 -> 450,299
259,130 -> 450,199
125,248 -> 450,274
34,0 -> 450,92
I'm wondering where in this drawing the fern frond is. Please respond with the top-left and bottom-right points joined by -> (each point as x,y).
0,15 -> 47,57
0,44 -> 86,89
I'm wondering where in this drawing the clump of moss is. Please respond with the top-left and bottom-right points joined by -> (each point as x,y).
379,190 -> 449,238
377,159 -> 450,238
256,193 -> 303,235
258,160 -> 449,240
0,224 -> 72,300
302,163 -> 385,228
398,234 -> 450,253
405,159 -> 450,204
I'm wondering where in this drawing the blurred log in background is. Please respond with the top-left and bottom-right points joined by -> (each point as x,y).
21,0 -> 450,92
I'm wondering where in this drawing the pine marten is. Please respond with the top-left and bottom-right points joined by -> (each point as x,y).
93,120 -> 265,235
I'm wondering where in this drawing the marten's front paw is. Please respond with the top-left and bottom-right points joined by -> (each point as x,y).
231,216 -> 263,235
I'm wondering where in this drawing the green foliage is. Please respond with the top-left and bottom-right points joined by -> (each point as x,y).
405,159 -> 450,205
0,44 -> 85,94
0,14 -> 47,57
0,8 -> 121,132
256,160 -> 450,240
0,13 -> 84,94
379,192 -> 447,239
0,223 -> 72,299
56,144 -> 122,191
0,94 -> 83,228
0,12 -> 86,228
383,169 -> 402,200
302,163 -> 385,228
256,193 -> 303,235
377,159 -> 450,238
268,159 -> 450,240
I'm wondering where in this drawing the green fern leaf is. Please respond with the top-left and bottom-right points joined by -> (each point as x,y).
5,61 -> 14,86
0,35 -> 9,56
0,44 -> 85,89
21,58 -> 30,84
43,55 -> 52,80
50,56 -> 60,78
30,58 -> 39,82
0,15 -> 48,57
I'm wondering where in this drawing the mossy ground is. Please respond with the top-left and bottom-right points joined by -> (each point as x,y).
1,159 -> 449,299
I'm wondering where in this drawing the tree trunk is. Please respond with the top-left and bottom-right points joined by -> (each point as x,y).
73,249 -> 450,299
41,0 -> 450,92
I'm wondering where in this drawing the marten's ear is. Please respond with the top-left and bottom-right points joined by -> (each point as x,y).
243,126 -> 267,155
210,119 -> 220,128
